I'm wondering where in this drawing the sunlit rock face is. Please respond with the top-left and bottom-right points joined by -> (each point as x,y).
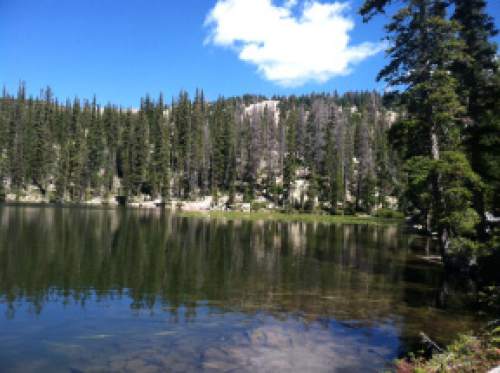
244,100 -> 280,127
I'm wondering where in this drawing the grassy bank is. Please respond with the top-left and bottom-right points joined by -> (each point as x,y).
176,210 -> 404,226
397,329 -> 500,373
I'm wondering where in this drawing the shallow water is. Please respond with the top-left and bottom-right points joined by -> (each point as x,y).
0,205 -> 480,372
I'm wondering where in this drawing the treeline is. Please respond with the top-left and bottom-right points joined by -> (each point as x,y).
360,0 -> 500,272
0,86 -> 399,213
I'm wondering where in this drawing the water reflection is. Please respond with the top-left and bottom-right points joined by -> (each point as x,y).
0,206 -> 480,372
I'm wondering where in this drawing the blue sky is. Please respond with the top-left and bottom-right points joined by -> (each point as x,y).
1,0 -> 499,107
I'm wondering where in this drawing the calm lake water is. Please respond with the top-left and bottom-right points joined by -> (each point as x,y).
0,205 -> 481,372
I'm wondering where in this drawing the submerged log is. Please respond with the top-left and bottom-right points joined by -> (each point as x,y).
419,332 -> 443,358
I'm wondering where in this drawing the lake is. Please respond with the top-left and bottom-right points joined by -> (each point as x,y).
0,205 -> 481,372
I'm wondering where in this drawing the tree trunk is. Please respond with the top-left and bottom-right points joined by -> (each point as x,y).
440,226 -> 451,259
426,209 -> 432,234
431,125 -> 440,161
430,125 -> 450,259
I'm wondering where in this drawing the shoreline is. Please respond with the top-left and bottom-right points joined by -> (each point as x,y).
176,210 -> 404,226
0,201 -> 404,226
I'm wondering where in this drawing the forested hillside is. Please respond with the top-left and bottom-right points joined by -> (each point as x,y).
0,86 -> 400,213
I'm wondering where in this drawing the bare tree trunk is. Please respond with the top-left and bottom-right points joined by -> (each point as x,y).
431,125 -> 440,161
431,124 -> 450,260
426,209 -> 432,234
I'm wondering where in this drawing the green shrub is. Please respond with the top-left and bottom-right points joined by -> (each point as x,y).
303,199 -> 316,212
397,332 -> 500,373
48,192 -> 58,203
374,208 -> 404,219
343,204 -> 356,216
251,201 -> 267,211
330,208 -> 344,215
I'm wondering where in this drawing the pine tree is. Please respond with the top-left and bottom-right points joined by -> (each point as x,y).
452,0 -> 500,216
305,169 -> 319,212
242,116 -> 256,202
283,110 -> 298,209
54,100 -> 71,201
67,99 -> 86,201
374,113 -> 393,208
323,113 -> 336,212
118,111 -> 133,195
86,96 -> 105,192
150,94 -> 170,201
129,111 -> 148,196
356,112 -> 375,212
29,99 -> 51,194
361,0 -> 476,259
210,98 -> 224,193
159,116 -> 171,201
227,143 -> 237,205
0,83 -> 403,212
148,95 -> 163,198
190,89 -> 205,196
0,95 -> 8,200
334,112 -> 346,214
102,104 -> 120,195
305,109 -> 317,173
262,106 -> 272,192
222,102 -> 236,191
8,83 -> 27,192
173,92 -> 192,198
452,0 -> 498,118
343,113 -> 355,209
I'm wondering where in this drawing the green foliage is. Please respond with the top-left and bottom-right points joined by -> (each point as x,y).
283,109 -> 299,207
128,112 -> 148,195
250,201 -> 267,212
85,97 -> 105,190
477,285 -> 500,311
447,208 -> 480,238
0,85 -> 400,213
179,210 -> 402,226
304,172 -> 319,212
403,151 -> 482,241
360,0 -> 500,268
374,208 -> 404,219
398,332 -> 500,373
452,0 -> 500,215
210,98 -> 235,194
243,184 -> 254,203
359,172 -> 377,213
470,108 -> 500,212
403,156 -> 434,214
435,151 -> 483,235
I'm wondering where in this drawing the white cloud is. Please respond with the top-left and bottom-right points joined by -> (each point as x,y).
204,0 -> 384,87
283,0 -> 298,8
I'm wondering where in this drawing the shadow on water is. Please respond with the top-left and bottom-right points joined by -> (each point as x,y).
0,205 -> 482,372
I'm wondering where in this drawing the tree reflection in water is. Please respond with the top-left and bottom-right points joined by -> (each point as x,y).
0,206 -> 481,372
